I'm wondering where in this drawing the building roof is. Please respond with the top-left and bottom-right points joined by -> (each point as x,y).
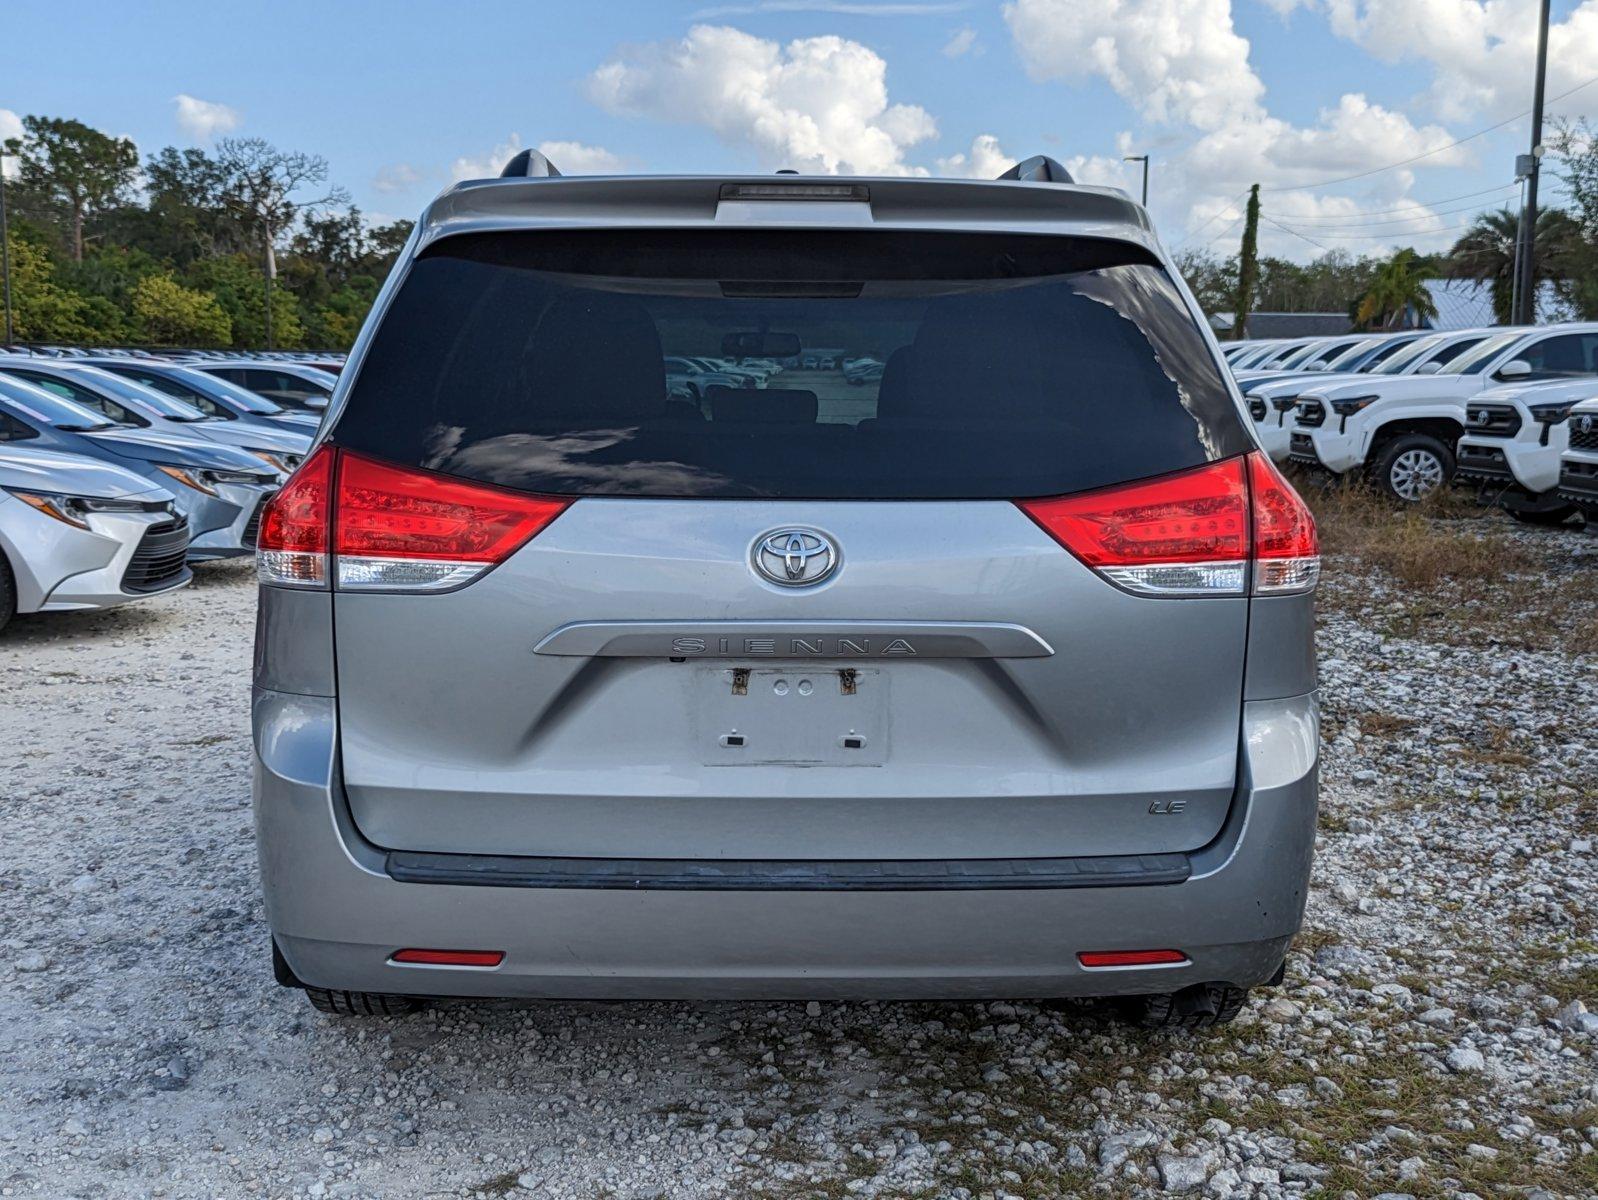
1238,312 -> 1354,338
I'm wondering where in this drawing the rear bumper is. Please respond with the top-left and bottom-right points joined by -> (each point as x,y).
253,688 -> 1318,1000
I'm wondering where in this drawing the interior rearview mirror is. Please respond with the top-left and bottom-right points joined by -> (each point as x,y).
1306,360 -> 1329,370
722,332 -> 801,358
1496,359 -> 1532,380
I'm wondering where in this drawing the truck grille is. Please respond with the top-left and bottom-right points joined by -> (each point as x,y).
1558,459 -> 1598,503
1465,403 -> 1520,438
1296,400 -> 1325,428
1288,433 -> 1321,465
1570,421 -> 1598,452
122,517 -> 191,593
1456,443 -> 1511,481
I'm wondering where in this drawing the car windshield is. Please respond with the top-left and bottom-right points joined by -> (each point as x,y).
1371,336 -> 1444,375
173,368 -> 285,414
1439,332 -> 1523,375
0,377 -> 117,430
79,368 -> 212,419
1277,342 -> 1329,368
333,228 -> 1249,500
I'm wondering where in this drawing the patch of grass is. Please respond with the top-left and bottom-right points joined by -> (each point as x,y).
1359,711 -> 1419,737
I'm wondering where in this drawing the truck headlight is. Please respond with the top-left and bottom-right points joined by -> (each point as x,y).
1329,395 -> 1380,416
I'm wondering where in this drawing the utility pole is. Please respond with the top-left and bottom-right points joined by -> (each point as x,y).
1512,0 -> 1552,326
1231,183 -> 1261,341
1123,154 -> 1149,206
262,215 -> 275,351
0,149 -> 14,346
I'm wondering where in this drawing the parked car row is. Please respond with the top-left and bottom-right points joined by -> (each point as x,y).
0,354 -> 338,632
1228,325 -> 1598,524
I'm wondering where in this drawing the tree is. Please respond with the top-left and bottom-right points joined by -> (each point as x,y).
1354,248 -> 1438,330
13,116 -> 139,261
131,273 -> 232,346
214,138 -> 348,349
1,232 -> 94,341
1172,247 -> 1236,316
1548,118 -> 1598,318
187,253 -> 302,348
1230,184 -> 1260,339
1448,207 -> 1583,323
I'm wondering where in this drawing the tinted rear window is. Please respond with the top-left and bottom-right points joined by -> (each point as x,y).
333,230 -> 1247,499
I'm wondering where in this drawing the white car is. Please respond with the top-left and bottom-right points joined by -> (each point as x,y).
1455,378 -> 1598,525
1287,324 -> 1598,501
0,444 -> 190,632
1556,398 -> 1598,521
1247,330 -> 1495,462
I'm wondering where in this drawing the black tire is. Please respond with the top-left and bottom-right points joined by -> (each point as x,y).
1370,432 -> 1454,503
0,551 -> 14,635
304,987 -> 422,1017
1117,982 -> 1249,1030
1509,504 -> 1578,527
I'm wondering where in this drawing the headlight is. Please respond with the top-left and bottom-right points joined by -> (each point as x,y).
6,488 -> 173,530
156,464 -> 219,496
1527,400 -> 1580,424
250,451 -> 302,474
1269,395 -> 1300,411
1330,395 -> 1380,416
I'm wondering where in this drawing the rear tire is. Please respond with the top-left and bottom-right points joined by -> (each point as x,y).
1117,982 -> 1249,1029
1370,433 -> 1453,502
0,552 -> 14,634
304,987 -> 423,1017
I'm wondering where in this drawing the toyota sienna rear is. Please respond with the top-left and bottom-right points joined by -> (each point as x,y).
253,155 -> 1320,1027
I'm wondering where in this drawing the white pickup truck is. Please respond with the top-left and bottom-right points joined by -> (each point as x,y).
1557,397 -> 1598,522
1455,377 -> 1598,525
1287,324 -> 1598,501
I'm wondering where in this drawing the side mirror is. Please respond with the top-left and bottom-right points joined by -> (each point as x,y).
1496,359 -> 1532,381
1305,360 -> 1329,370
1415,361 -> 1442,375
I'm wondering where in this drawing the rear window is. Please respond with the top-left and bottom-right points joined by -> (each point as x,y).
332,230 -> 1248,499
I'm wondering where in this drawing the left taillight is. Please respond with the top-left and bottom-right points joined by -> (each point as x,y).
255,446 -> 570,592
256,443 -> 334,588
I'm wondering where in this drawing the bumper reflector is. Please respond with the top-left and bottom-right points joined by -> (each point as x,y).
390,948 -> 505,967
1077,949 -> 1189,968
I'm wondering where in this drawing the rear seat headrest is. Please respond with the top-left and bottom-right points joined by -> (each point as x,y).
706,386 -> 819,423
520,292 -> 666,423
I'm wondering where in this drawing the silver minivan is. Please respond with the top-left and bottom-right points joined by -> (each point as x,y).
253,156 -> 1321,1028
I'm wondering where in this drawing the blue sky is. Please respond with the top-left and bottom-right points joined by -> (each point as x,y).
4,0 -> 1596,260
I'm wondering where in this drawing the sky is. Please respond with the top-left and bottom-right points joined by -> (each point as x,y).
3,0 -> 1597,262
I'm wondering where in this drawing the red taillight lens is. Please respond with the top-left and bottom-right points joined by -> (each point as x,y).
1016,452 -> 1318,597
1077,949 -> 1189,968
1247,452 -> 1320,593
1017,458 -> 1250,595
391,948 -> 504,967
256,443 -> 334,588
254,446 -> 570,592
334,451 -> 569,591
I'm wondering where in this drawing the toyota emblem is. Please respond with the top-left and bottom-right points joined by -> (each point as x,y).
752,528 -> 839,587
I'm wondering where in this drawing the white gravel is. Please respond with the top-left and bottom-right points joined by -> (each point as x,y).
1,533 -> 1595,1199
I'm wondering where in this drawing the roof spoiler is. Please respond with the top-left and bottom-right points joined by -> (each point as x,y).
500,148 -> 562,179
997,155 -> 1074,184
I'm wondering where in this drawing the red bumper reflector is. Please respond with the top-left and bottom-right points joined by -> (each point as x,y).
1077,949 -> 1188,968
391,948 -> 505,967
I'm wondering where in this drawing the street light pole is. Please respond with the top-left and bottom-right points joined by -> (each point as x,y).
0,150 -> 14,346
1512,0 -> 1552,326
1123,154 -> 1150,206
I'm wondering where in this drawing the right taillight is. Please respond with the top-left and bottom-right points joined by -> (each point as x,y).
1016,452 -> 1318,597
256,446 -> 570,592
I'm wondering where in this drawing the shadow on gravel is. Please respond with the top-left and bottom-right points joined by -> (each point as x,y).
0,560 -> 252,646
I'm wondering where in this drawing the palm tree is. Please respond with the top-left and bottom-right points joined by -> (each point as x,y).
1354,248 -> 1439,330
1448,207 -> 1582,323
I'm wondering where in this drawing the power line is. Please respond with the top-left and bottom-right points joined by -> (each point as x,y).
1170,187 -> 1253,250
1269,193 -> 1517,232
1266,215 -> 1482,242
1261,71 -> 1598,194
1269,182 -> 1517,222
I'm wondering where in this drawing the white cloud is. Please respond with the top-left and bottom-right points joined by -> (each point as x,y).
942,27 -> 979,56
450,133 -> 525,182
172,94 -> 240,142
372,163 -> 424,193
935,133 -> 1015,176
0,109 -> 21,177
588,25 -> 936,175
1002,0 -> 1478,258
537,140 -> 628,174
1320,0 -> 1598,122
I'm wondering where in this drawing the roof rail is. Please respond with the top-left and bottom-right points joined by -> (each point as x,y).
500,148 -> 562,179
997,155 -> 1074,184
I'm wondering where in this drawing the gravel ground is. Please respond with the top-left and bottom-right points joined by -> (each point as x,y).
1,519 -> 1595,1200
